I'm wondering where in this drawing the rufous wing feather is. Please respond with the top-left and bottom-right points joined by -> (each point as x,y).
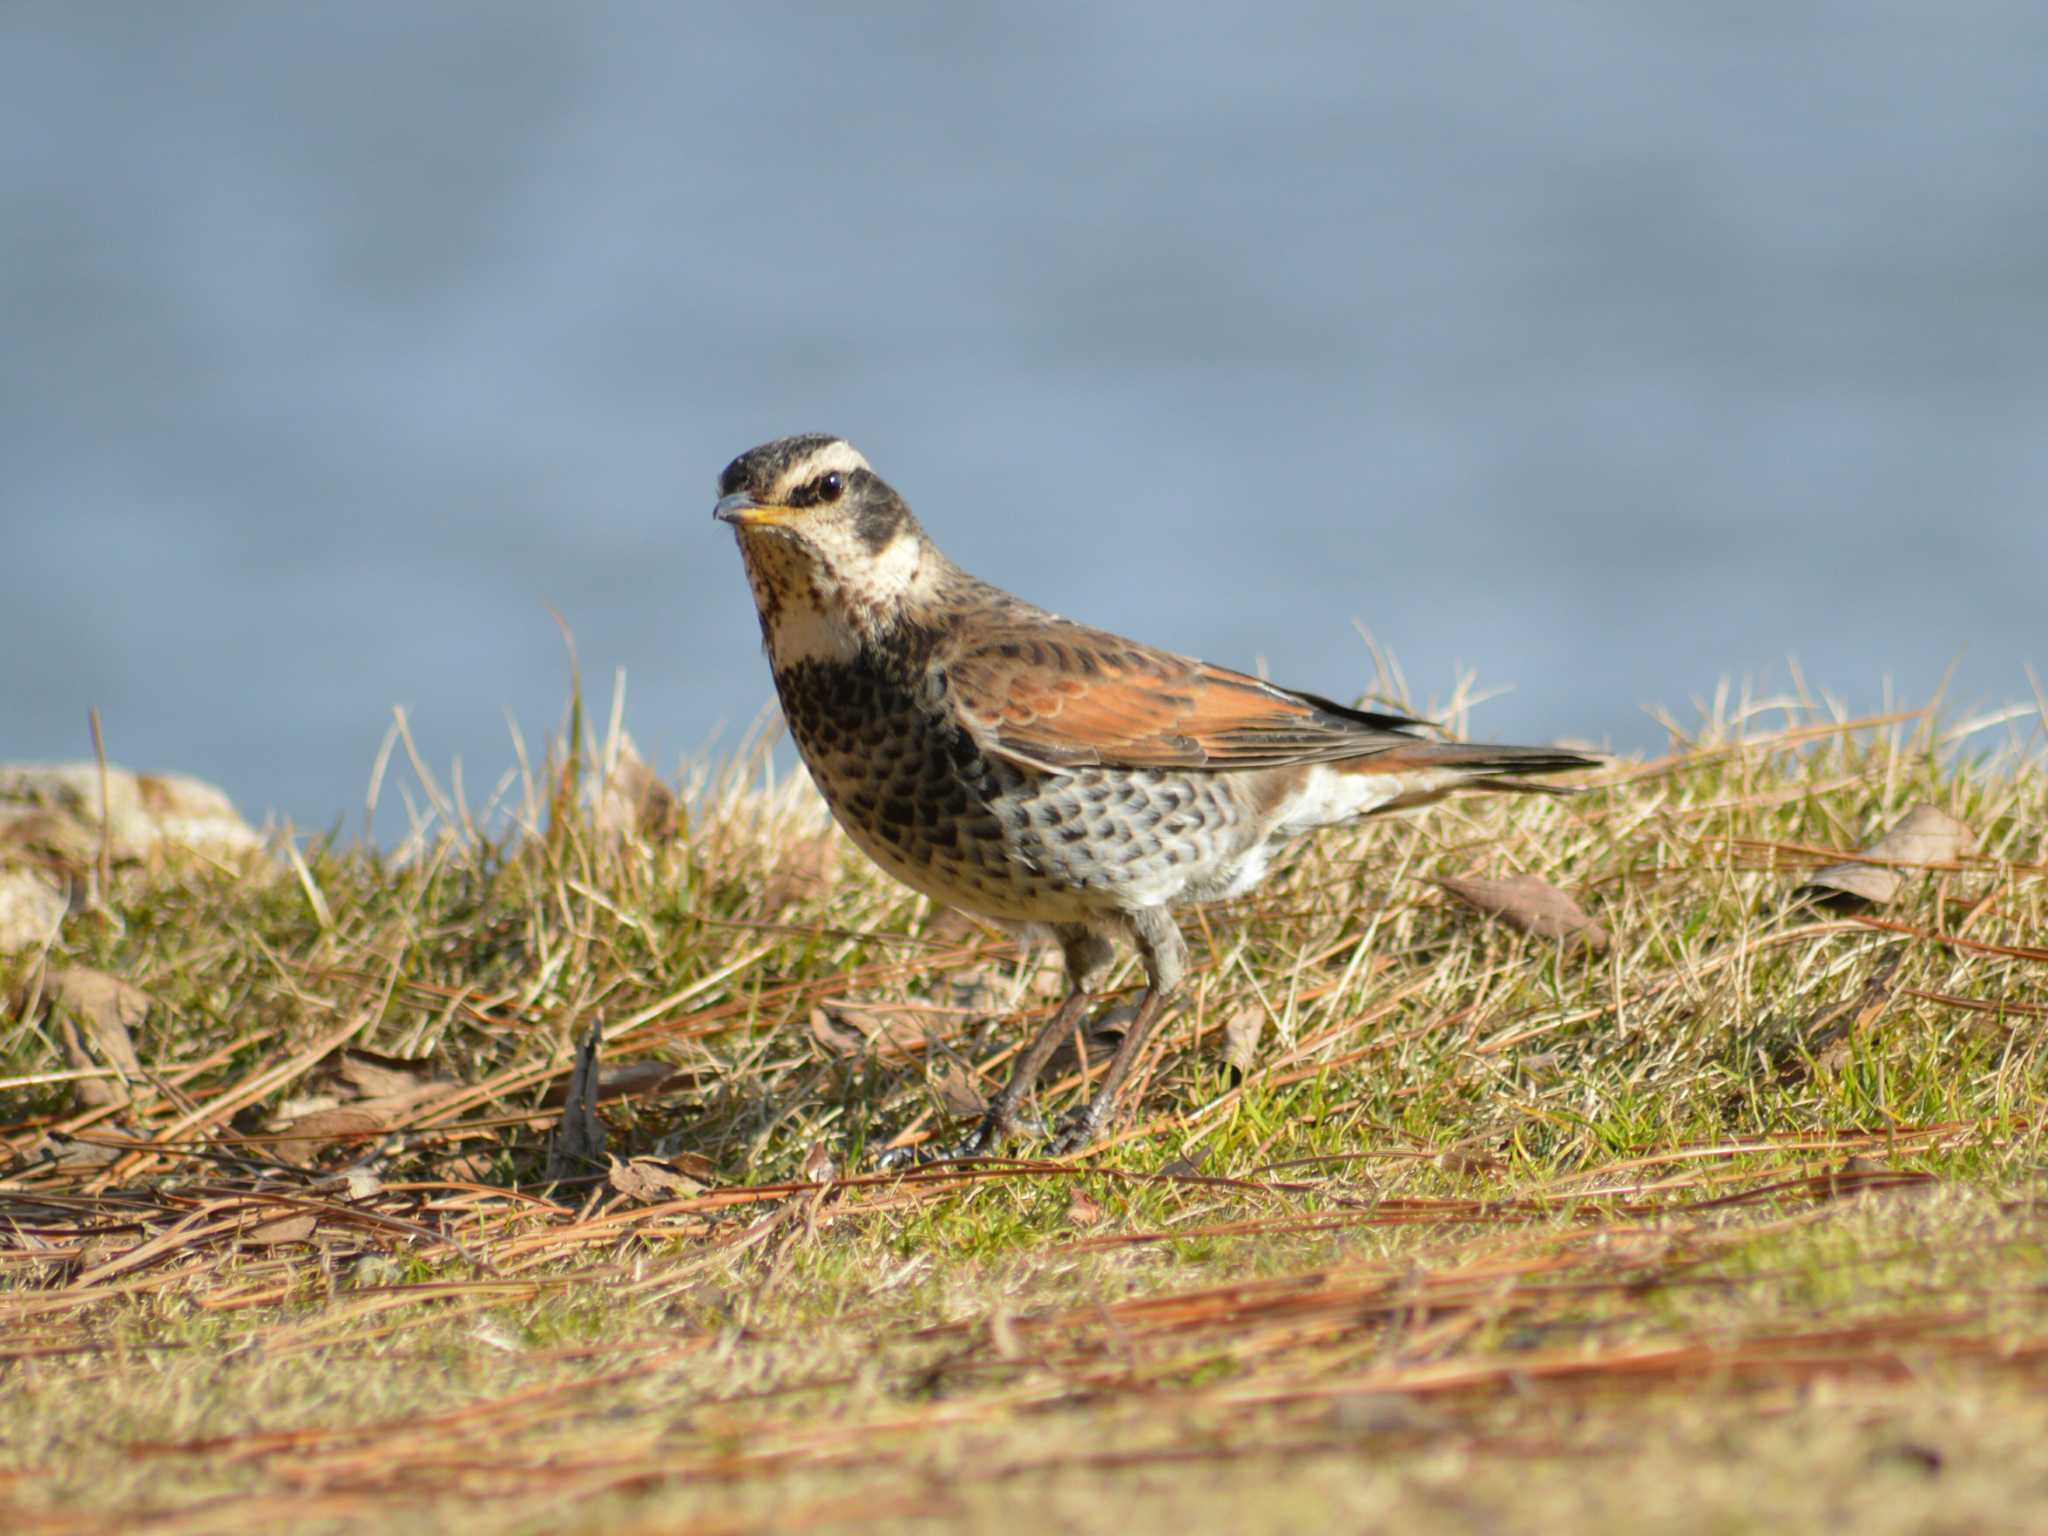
936,618 -> 1434,773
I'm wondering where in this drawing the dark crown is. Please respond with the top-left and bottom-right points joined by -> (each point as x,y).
718,434 -> 843,500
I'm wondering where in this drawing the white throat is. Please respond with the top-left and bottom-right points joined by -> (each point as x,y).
765,581 -> 862,666
742,527 -> 934,669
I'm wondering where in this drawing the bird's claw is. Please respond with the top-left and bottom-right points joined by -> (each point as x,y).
874,1104 -> 1045,1169
1044,1104 -> 1102,1157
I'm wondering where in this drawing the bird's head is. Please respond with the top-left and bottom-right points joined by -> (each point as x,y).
714,435 -> 934,662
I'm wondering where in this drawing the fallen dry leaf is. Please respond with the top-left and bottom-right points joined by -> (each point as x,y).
1437,874 -> 1609,953
1221,1006 -> 1264,1078
335,1047 -> 445,1100
26,1130 -> 124,1171
276,1047 -> 459,1159
278,1106 -> 389,1148
667,1149 -> 716,1183
1802,804 -> 1975,907
46,967 -> 150,1108
242,1213 -> 318,1246
607,1154 -> 708,1204
928,1057 -> 985,1117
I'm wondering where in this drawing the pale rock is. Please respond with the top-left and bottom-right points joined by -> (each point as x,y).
0,869 -> 67,954
0,763 -> 261,863
0,764 -> 263,952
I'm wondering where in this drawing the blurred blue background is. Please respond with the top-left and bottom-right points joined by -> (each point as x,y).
3,2 -> 2044,835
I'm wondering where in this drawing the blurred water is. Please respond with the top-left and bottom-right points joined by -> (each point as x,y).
2,2 -> 2044,835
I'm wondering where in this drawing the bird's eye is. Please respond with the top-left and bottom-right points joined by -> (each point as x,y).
816,472 -> 844,504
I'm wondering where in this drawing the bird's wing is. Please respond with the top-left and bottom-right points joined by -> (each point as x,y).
934,617 -> 1432,774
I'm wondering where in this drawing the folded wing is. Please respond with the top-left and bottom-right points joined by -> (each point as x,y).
936,617 -> 1436,774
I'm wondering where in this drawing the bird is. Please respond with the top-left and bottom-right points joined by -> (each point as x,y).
714,433 -> 1597,1158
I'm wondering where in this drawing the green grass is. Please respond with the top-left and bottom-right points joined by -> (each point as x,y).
4,683 -> 2047,1533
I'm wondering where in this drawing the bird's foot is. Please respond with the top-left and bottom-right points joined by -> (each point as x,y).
875,1102 -> 1042,1169
948,1103 -> 1046,1159
1044,1102 -> 1106,1157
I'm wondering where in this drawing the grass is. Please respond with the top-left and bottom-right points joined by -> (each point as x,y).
4,676 -> 2047,1534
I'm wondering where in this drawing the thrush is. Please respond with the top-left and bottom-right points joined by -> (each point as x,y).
714,434 -> 1597,1157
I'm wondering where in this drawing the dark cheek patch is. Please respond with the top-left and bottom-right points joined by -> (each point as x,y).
855,503 -> 903,552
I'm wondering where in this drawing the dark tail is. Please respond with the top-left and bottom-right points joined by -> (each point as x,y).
1343,739 -> 1603,796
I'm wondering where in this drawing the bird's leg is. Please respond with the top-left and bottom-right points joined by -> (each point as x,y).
1044,987 -> 1168,1156
944,985 -> 1091,1157
1046,910 -> 1185,1156
875,1014 -> 1071,1169
946,923 -> 1114,1157
876,925 -> 1112,1167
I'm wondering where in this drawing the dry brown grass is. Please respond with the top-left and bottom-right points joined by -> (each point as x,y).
4,680 -> 2046,1532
